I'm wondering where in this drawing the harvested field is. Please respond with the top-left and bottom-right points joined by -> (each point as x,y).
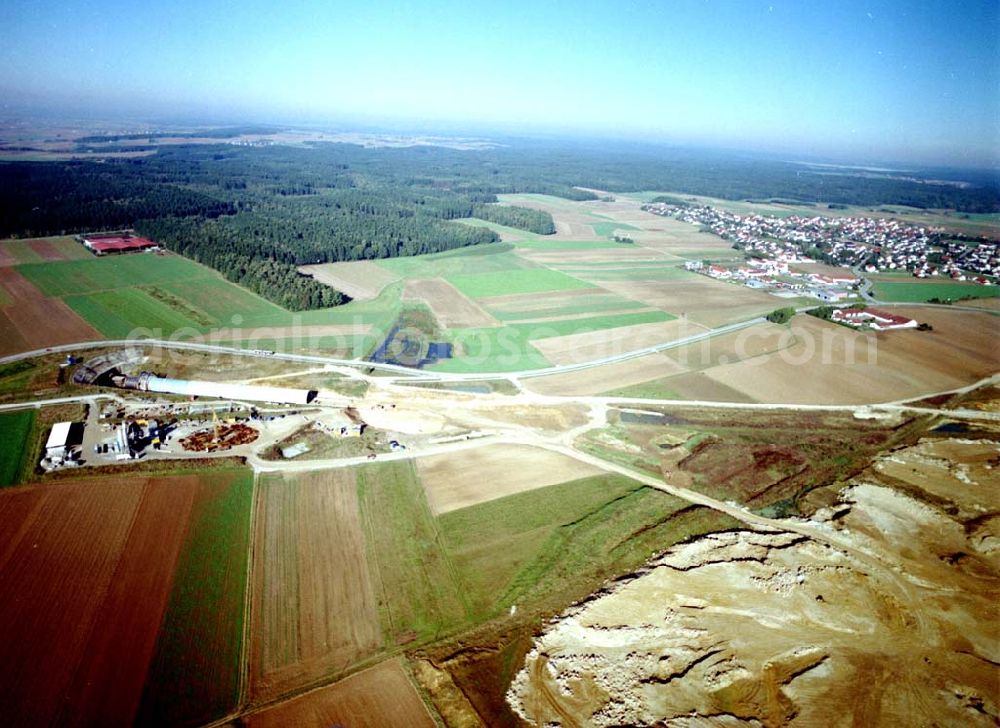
417,444 -> 603,514
516,246 -> 669,265
589,276 -> 781,326
664,320 -> 791,369
509,431 -> 1000,726
250,470 -> 383,703
790,260 -> 859,278
531,318 -> 707,366
246,658 -> 436,728
524,352 -> 688,396
703,310 -> 999,404
0,311 -> 28,356
24,236 -> 91,261
0,475 -> 200,727
481,287 -> 630,314
192,323 -> 370,343
299,261 -> 401,301
0,267 -> 102,349
403,277 -> 499,328
0,245 -> 16,266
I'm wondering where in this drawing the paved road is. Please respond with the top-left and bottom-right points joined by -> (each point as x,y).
0,317 -> 768,384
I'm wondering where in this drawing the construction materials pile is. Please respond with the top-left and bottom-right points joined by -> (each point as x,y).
180,423 -> 259,452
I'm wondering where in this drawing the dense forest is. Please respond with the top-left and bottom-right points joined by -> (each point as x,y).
0,137 -> 996,310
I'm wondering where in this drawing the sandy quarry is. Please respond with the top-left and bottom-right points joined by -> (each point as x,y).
507,436 -> 1000,726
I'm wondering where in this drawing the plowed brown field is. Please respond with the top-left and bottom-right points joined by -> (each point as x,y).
0,267 -> 101,350
404,277 -> 499,328
246,658 -> 436,728
249,470 -> 383,703
0,475 -> 200,727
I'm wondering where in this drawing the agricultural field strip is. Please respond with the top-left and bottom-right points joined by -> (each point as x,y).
1,297 -> 996,382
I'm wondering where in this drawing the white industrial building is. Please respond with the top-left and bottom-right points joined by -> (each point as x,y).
45,422 -> 74,457
130,373 -> 317,406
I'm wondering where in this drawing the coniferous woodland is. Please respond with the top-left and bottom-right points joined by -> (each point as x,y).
0,138 -> 996,310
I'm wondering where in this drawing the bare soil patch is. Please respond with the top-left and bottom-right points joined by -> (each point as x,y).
0,246 -> 16,267
26,237 -> 71,261
703,311 -> 999,404
525,352 -> 688,396
299,261 -> 400,301
0,476 -> 199,727
531,319 -> 706,366
249,469 -> 383,703
403,277 -> 500,328
0,267 -> 102,349
246,658 -> 436,728
664,320 -> 790,370
417,444 -> 603,514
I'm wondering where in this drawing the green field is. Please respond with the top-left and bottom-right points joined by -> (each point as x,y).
357,461 -> 470,645
0,410 -> 35,486
66,288 -> 209,338
512,238 -> 623,250
873,279 -> 1000,302
590,221 -> 640,237
434,328 -> 553,373
448,268 -> 591,298
136,469 -> 254,727
156,278 -> 289,326
506,309 -> 675,339
455,218 -> 537,240
376,243 -> 535,278
439,473 -> 739,618
18,254 -> 209,297
434,310 -> 675,373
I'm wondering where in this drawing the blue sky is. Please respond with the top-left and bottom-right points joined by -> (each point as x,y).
2,0 -> 997,165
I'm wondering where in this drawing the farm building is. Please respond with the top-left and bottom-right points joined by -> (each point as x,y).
831,308 -> 918,330
123,372 -> 318,405
81,233 -> 158,255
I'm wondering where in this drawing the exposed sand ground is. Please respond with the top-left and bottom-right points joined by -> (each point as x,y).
508,435 -> 1000,726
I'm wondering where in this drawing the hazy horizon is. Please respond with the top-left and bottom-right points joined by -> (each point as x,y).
3,0 -> 998,167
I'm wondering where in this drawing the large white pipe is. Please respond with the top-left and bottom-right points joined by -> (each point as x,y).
144,376 -> 316,405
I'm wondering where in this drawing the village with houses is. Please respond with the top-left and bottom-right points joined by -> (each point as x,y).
645,200 -> 1000,284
